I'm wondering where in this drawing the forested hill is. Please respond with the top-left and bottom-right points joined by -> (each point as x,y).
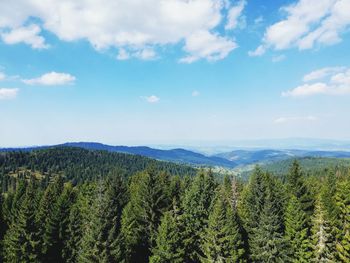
0,147 -> 197,185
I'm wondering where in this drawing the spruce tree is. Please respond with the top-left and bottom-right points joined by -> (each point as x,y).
150,202 -> 184,263
311,197 -> 334,262
3,181 -> 41,263
287,160 -> 314,221
181,170 -> 217,262
285,194 -> 312,262
200,187 -> 245,262
121,168 -> 171,262
335,180 -> 350,262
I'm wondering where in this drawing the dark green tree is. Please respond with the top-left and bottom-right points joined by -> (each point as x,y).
200,187 -> 245,262
181,170 -> 217,262
335,180 -> 350,262
285,194 -> 312,262
121,168 -> 171,262
3,181 -> 41,263
150,202 -> 184,263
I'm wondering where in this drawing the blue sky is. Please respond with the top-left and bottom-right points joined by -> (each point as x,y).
0,0 -> 350,147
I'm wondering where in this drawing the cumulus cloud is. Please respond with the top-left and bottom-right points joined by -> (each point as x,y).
251,0 -> 350,54
142,95 -> 160,103
0,88 -> 19,100
302,66 -> 345,81
282,66 -> 350,97
0,0 -> 242,62
274,115 -> 318,123
179,31 -> 237,63
23,72 -> 76,86
1,24 -> 48,49
248,45 -> 266,57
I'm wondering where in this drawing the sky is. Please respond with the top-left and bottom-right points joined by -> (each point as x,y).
0,0 -> 350,147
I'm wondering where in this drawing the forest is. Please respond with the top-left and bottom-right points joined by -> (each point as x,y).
0,147 -> 349,262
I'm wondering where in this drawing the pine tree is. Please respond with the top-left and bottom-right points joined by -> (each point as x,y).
36,175 -> 64,261
287,160 -> 314,221
150,202 -> 184,263
200,187 -> 245,262
249,185 -> 288,262
285,194 -> 312,262
311,197 -> 334,262
240,168 -> 287,262
3,180 -> 41,263
121,168 -> 171,262
181,170 -> 217,262
44,182 -> 76,263
335,180 -> 350,262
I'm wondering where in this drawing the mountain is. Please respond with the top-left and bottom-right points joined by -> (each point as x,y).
0,142 -> 236,168
215,149 -> 350,166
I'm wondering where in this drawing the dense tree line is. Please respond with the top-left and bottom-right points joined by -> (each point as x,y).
0,147 -> 197,186
0,156 -> 350,262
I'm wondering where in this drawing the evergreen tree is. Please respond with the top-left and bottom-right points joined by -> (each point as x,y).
181,170 -> 217,262
3,181 -> 41,263
335,180 -> 350,262
121,168 -> 171,262
200,187 -> 245,262
150,202 -> 184,263
285,194 -> 312,262
249,185 -> 288,262
287,160 -> 314,221
311,197 -> 334,262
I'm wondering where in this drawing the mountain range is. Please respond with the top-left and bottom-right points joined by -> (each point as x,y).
2,142 -> 350,169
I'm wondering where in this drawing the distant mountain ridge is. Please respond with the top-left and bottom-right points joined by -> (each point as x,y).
1,142 -> 350,169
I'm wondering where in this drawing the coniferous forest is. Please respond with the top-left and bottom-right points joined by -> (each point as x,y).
0,148 -> 350,262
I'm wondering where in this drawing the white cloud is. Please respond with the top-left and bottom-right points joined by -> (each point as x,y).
283,67 -> 350,97
117,48 -> 157,61
192,90 -> 200,97
274,115 -> 318,123
142,95 -> 160,103
0,0 -> 242,62
0,72 -> 5,81
0,88 -> 19,100
225,0 -> 246,30
253,0 -> 350,53
1,24 -> 48,49
179,31 -> 237,63
303,66 -> 345,81
23,72 -> 76,86
248,45 -> 266,57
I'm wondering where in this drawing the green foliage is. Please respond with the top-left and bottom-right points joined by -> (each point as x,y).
121,168 -> 172,262
335,179 -> 350,262
150,203 -> 184,263
200,186 -> 246,262
1,150 -> 350,263
181,170 -> 217,262
311,197 -> 334,262
285,194 -> 312,262
3,180 -> 41,263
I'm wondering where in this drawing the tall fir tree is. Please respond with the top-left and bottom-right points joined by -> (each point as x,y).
150,202 -> 184,263
181,170 -> 217,263
3,180 -> 41,263
335,179 -> 350,262
121,168 -> 171,262
200,186 -> 246,262
311,196 -> 334,262
285,194 -> 312,262
287,160 -> 314,221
